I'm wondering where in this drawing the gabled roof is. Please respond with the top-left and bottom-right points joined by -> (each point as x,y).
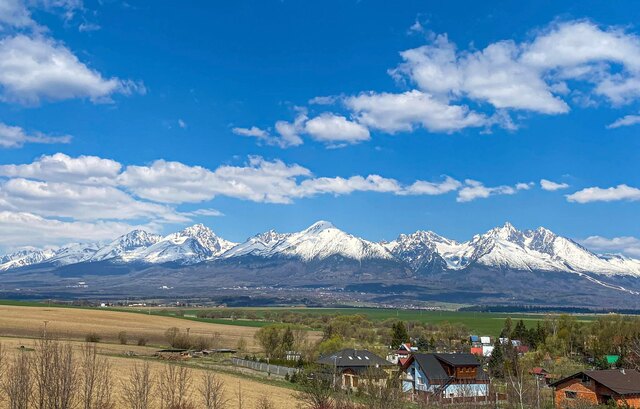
403,353 -> 488,383
433,353 -> 481,367
316,349 -> 393,368
551,370 -> 640,395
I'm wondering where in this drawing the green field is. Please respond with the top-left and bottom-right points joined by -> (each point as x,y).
141,306 -> 602,336
0,300 -> 605,336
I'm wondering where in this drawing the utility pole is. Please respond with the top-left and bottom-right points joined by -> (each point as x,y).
43,320 -> 49,339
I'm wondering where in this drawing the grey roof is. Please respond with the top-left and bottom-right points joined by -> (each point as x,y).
551,370 -> 640,395
433,353 -> 481,367
316,349 -> 393,368
410,353 -> 488,383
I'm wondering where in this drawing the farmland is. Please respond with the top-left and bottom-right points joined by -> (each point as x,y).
140,306 -> 603,336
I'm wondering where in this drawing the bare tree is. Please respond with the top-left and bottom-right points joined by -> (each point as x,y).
296,376 -> 334,409
3,349 -> 32,409
80,343 -> 114,409
158,364 -> 194,409
360,368 -> 403,409
121,362 -> 154,409
33,339 -> 79,409
254,396 -> 275,409
505,360 -> 534,409
200,372 -> 228,409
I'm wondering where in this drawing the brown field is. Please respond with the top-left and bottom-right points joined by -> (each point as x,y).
0,337 -> 302,408
0,305 -> 308,408
0,305 -> 262,349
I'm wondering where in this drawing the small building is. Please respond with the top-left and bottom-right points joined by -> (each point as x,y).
401,353 -> 490,400
387,342 -> 418,365
530,367 -> 553,386
551,369 -> 640,408
316,349 -> 395,390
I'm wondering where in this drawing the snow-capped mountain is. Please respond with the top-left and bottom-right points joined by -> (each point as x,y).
136,224 -> 236,265
223,221 -> 393,261
1,221 -> 639,280
383,231 -> 447,272
0,248 -> 56,271
91,230 -> 162,262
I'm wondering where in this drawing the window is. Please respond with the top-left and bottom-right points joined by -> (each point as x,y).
581,375 -> 591,386
565,391 -> 578,399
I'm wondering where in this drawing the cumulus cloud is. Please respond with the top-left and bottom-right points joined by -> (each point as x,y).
0,152 -> 121,184
540,179 -> 570,191
456,180 -> 531,202
579,236 -> 640,257
0,35 -> 144,105
567,184 -> 640,203
345,90 -> 488,133
607,114 -> 640,129
401,176 -> 462,196
0,210 -> 156,249
0,178 -> 187,222
0,122 -> 71,148
304,113 -> 370,145
239,19 -> 640,148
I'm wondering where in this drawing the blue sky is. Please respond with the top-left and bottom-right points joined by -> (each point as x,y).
0,0 -> 639,256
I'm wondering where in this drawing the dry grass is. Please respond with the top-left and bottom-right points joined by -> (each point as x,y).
0,337 -> 301,409
0,305 -> 259,349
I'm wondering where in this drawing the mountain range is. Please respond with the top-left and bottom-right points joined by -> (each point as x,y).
2,221 -> 640,307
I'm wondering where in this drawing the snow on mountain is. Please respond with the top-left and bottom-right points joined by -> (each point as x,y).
91,230 -> 162,262
0,248 -> 56,271
383,231 -> 447,271
224,221 -> 393,261
1,221 -> 639,278
137,224 -> 236,264
221,229 -> 292,258
47,242 -> 103,265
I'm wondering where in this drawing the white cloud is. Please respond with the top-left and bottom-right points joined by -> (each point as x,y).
0,35 -> 143,105
540,179 -> 570,191
119,156 -> 313,204
304,113 -> 370,145
232,126 -> 269,139
579,236 -> 640,257
178,119 -> 187,129
0,210 -> 154,249
78,22 -> 100,32
308,95 -> 337,105
0,122 -> 71,148
401,176 -> 462,195
345,90 -> 488,133
0,178 -> 186,222
184,208 -> 224,217
567,184 -> 640,203
607,114 -> 640,129
0,152 -> 121,184
456,179 -> 530,202
299,175 -> 401,196
393,20 -> 640,115
0,0 -> 33,29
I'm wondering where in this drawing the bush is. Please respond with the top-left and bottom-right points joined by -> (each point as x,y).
137,337 -> 148,346
85,332 -> 101,343
118,331 -> 128,345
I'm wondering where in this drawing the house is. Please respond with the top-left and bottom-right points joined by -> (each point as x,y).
387,342 -> 418,365
316,349 -> 395,390
401,353 -> 490,400
550,369 -> 640,408
529,367 -> 553,386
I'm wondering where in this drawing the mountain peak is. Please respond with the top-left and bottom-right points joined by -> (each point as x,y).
304,220 -> 336,233
180,223 -> 215,238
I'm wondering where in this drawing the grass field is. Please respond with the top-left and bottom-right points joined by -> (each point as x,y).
145,306 -> 603,336
0,304 -> 306,408
0,336 -> 301,408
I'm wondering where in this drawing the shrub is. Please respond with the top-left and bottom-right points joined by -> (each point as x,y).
118,331 -> 128,345
85,332 -> 101,343
137,337 -> 148,346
